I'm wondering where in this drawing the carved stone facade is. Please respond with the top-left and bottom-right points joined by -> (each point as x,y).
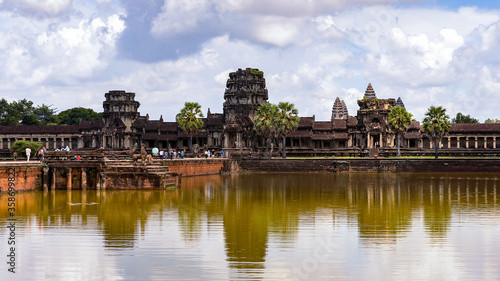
1,69 -> 500,156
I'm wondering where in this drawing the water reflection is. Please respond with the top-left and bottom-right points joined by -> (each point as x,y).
1,173 -> 499,280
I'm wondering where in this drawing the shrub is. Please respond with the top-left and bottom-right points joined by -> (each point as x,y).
10,140 -> 43,157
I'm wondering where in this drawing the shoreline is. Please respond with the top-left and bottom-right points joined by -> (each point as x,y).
1,157 -> 500,192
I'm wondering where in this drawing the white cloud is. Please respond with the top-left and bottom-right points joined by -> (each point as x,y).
150,0 -> 212,36
252,16 -> 304,47
0,14 -> 125,88
2,0 -> 72,17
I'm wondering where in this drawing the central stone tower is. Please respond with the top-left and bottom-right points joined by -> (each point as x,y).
222,68 -> 269,148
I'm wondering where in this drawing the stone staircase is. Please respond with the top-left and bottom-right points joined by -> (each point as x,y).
369,148 -> 379,158
104,160 -> 178,189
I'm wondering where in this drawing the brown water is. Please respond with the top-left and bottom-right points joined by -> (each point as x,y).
1,173 -> 500,280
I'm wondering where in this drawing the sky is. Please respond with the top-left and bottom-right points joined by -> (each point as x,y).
1,0 -> 500,122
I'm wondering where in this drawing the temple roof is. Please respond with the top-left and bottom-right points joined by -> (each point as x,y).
0,125 -> 79,134
363,83 -> 377,99
450,123 -> 500,133
313,121 -> 333,130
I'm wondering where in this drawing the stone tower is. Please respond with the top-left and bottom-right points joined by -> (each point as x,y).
363,83 -> 377,99
223,68 -> 268,148
102,90 -> 140,149
396,97 -> 405,108
223,68 -> 268,122
332,97 -> 348,120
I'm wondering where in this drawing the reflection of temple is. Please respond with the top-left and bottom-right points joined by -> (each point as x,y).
1,68 -> 500,155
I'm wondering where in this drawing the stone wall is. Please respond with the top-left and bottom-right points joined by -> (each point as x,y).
0,163 -> 42,192
166,159 -> 226,176
238,158 -> 500,173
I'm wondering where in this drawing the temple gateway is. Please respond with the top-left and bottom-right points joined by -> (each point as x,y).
1,68 -> 500,157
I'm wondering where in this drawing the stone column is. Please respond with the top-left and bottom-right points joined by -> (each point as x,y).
475,137 -> 478,149
67,168 -> 72,190
51,168 -> 56,190
447,137 -> 450,149
367,132 -> 371,148
81,168 -> 87,190
494,137 -> 497,149
456,137 -> 460,148
466,138 -> 469,149
53,137 -> 57,149
484,137 -> 487,149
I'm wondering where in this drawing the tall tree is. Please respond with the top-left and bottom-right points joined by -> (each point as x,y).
275,102 -> 300,159
485,118 -> 500,123
452,112 -> 478,124
254,103 -> 279,154
388,106 -> 413,157
58,107 -> 102,125
422,106 -> 451,159
34,104 -> 59,125
176,102 -> 204,154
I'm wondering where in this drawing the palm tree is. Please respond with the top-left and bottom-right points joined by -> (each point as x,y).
388,106 -> 413,157
275,102 -> 300,159
422,106 -> 451,159
176,102 -> 204,154
254,103 -> 279,154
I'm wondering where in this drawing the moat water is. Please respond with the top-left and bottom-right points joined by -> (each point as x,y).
1,173 -> 500,280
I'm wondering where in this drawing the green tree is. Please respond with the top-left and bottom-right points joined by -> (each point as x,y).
0,99 -> 38,125
452,112 -> 478,124
422,106 -> 451,159
275,102 -> 300,159
485,118 -> 500,123
388,106 -> 413,157
10,140 -> 43,158
176,102 -> 204,154
58,107 -> 102,125
34,104 -> 59,125
254,103 -> 279,154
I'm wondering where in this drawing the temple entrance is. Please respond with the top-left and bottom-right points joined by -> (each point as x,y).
227,132 -> 237,148
371,134 -> 380,148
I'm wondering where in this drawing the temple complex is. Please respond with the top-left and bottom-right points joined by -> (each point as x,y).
1,67 -> 500,157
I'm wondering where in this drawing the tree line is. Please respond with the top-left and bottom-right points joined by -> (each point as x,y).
0,98 -> 101,126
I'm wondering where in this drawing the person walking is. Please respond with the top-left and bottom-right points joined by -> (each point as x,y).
26,146 -> 31,161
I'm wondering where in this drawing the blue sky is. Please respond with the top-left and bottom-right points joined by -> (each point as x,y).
1,0 -> 500,122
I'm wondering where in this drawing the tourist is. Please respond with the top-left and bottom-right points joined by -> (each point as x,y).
173,150 -> 177,159
204,150 -> 208,158
170,150 -> 173,160
207,150 -> 210,158
225,151 -> 229,158
13,151 -> 17,161
212,150 -> 215,158
181,150 -> 184,159
40,146 -> 46,161
26,146 -> 31,161
160,150 -> 164,160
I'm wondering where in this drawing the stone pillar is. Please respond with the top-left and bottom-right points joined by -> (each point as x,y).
447,137 -> 450,149
466,138 -> 469,149
53,137 -> 57,149
67,168 -> 72,190
494,137 -> 497,149
367,132 -> 371,148
51,168 -> 56,190
456,137 -> 460,149
484,137 -> 487,149
81,168 -> 87,190
475,137 -> 478,149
